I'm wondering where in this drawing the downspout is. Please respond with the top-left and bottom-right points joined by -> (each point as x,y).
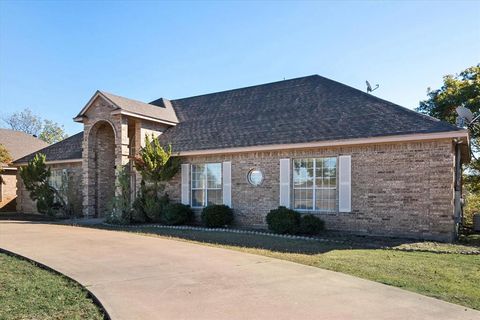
453,140 -> 463,240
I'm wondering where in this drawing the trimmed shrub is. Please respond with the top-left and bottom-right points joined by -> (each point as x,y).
143,195 -> 162,222
266,206 -> 301,234
163,203 -> 194,225
201,205 -> 234,228
299,214 -> 325,235
139,191 -> 169,223
131,197 -> 147,223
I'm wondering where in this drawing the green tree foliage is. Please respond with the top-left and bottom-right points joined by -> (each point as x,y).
0,143 -> 12,165
39,120 -> 69,144
19,154 -> 56,215
0,143 -> 13,184
417,65 -> 480,225
130,135 -> 180,224
2,108 -> 68,144
133,134 -> 180,193
417,64 -> 479,161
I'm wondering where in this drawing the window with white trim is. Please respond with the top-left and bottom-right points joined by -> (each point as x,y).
191,163 -> 222,207
293,157 -> 337,211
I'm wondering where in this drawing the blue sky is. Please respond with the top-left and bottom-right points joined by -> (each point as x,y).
0,1 -> 479,135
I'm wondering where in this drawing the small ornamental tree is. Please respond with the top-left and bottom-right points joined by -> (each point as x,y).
133,134 -> 180,195
0,144 -> 13,184
19,153 -> 65,215
0,144 -> 12,165
131,135 -> 179,223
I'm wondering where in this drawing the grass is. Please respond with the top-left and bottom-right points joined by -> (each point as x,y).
95,225 -> 480,310
0,253 -> 105,320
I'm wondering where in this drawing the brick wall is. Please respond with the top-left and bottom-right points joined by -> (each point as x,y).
81,97 -> 170,217
0,170 -> 17,211
165,139 -> 456,241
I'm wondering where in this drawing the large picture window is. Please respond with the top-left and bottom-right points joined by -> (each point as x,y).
191,163 -> 222,207
293,158 -> 337,211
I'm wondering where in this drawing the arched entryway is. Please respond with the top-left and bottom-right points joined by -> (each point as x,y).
88,121 -> 116,217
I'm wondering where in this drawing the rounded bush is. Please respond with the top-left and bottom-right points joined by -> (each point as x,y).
299,214 -> 325,235
163,203 -> 194,225
138,192 -> 169,222
131,200 -> 147,224
266,206 -> 301,234
201,205 -> 234,228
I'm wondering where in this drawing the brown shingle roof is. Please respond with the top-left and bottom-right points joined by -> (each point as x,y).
13,74 -> 465,162
13,132 -> 83,164
0,129 -> 49,166
158,75 -> 462,152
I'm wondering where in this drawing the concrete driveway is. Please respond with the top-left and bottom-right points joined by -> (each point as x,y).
0,221 -> 478,320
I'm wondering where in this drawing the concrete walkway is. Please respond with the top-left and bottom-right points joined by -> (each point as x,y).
0,221 -> 478,320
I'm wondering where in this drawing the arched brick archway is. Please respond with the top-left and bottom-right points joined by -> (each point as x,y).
87,121 -> 116,217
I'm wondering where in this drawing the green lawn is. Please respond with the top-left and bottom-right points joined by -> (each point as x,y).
96,225 -> 480,310
0,253 -> 105,320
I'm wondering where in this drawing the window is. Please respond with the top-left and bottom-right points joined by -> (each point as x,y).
191,163 -> 222,207
247,169 -> 264,186
49,169 -> 66,191
48,169 -> 69,203
293,157 -> 337,211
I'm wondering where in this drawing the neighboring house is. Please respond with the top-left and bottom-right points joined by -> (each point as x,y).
0,129 -> 49,211
13,75 -> 470,241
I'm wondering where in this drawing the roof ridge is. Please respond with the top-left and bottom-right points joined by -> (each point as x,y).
166,75 -> 319,103
100,91 -> 159,106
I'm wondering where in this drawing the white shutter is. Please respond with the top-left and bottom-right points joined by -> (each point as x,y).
338,155 -> 351,213
181,164 -> 190,205
222,161 -> 232,207
279,159 -> 291,207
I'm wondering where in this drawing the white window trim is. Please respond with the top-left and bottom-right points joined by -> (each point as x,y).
293,157 -> 338,213
190,163 -> 222,208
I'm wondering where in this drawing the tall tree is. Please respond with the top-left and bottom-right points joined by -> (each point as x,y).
417,64 -> 479,171
39,120 -> 68,144
2,108 -> 42,136
2,108 -> 68,144
417,65 -> 480,226
417,64 -> 479,162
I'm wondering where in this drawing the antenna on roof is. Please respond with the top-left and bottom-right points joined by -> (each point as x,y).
366,80 -> 379,93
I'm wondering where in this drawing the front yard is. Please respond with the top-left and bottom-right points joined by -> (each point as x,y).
96,225 -> 480,310
0,253 -> 105,320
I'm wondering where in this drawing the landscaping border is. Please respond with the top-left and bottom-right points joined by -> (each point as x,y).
0,248 -> 111,320
101,223 -> 480,255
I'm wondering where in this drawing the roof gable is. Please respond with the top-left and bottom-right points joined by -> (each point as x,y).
74,91 -> 178,125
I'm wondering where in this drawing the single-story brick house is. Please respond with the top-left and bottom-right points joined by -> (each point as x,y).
13,75 -> 470,241
0,129 -> 49,211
